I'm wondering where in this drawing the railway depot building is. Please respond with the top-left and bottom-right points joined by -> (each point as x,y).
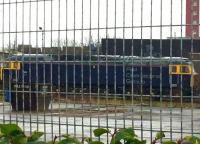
101,38 -> 200,58
101,38 -> 200,75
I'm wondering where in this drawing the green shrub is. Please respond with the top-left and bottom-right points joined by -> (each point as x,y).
0,124 -> 199,144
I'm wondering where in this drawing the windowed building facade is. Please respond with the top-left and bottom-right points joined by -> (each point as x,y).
186,0 -> 200,37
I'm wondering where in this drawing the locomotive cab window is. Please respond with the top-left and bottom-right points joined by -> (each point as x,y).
3,62 -> 10,69
169,64 -> 191,75
180,65 -> 191,74
169,65 -> 177,74
3,61 -> 20,70
12,62 -> 20,70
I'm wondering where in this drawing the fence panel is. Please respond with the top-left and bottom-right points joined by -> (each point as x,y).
0,0 -> 200,143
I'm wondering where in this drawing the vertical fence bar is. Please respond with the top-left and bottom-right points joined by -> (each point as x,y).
57,0 -> 61,140
15,0 -> 18,125
159,0 -> 163,142
21,0 -> 25,131
8,0 -> 11,123
73,0 -> 75,138
89,0 -> 92,139
180,0 -> 183,139
122,0 -> 126,130
169,0 -> 173,140
105,0 -> 109,143
140,0 -> 144,140
65,0 -> 69,137
50,0 -> 54,140
150,0 -> 153,142
28,0 -> 32,134
36,0 -> 39,133
1,0 -> 5,124
81,0 -> 84,142
190,0 -> 194,137
114,0 -> 117,131
131,0 -> 135,131
43,0 -> 46,141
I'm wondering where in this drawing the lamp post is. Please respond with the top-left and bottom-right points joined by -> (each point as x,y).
39,27 -> 44,53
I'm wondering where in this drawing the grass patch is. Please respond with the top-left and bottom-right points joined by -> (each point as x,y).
64,95 -> 200,109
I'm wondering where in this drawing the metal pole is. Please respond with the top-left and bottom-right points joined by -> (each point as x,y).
39,27 -> 44,54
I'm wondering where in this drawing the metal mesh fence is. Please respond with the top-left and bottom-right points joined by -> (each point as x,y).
0,0 -> 200,143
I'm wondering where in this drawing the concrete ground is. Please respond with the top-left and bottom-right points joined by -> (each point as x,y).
0,101 -> 200,143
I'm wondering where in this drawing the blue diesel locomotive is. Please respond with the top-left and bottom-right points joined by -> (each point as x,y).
2,54 -> 198,110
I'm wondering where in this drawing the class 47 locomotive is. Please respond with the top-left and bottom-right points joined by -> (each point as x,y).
0,54 -> 199,109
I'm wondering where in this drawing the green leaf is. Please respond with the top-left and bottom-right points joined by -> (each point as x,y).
126,139 -> 146,144
162,140 -> 176,144
0,124 -> 23,137
46,141 -> 57,144
84,137 -> 104,144
27,141 -> 47,144
85,137 -> 92,143
58,138 -> 81,144
183,136 -> 200,144
93,128 -> 110,137
115,128 -> 136,141
0,137 -> 9,144
28,131 -> 44,142
88,141 -> 104,144
0,132 -> 4,139
58,135 -> 82,144
11,134 -> 28,144
111,128 -> 137,144
61,134 -> 71,138
154,131 -> 165,141
140,140 -> 146,144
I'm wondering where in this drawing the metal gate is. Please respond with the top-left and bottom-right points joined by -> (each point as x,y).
0,0 -> 200,143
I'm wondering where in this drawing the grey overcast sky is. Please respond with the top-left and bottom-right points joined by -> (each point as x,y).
0,0 -> 186,48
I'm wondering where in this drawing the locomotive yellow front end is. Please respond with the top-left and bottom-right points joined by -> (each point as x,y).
0,61 -> 21,80
169,61 -> 199,96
